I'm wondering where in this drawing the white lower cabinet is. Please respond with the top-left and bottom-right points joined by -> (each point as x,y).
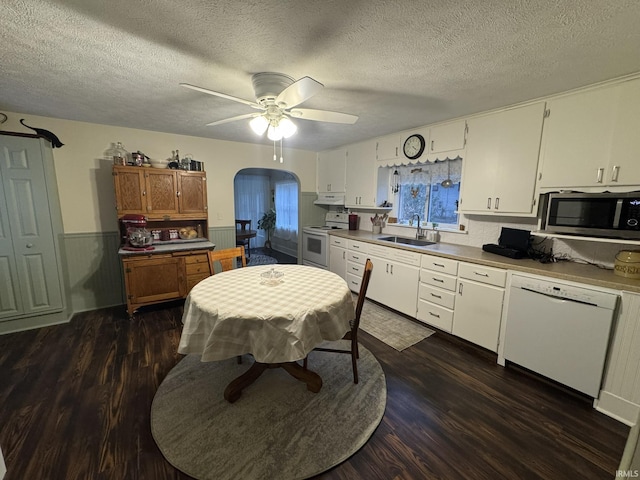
329,244 -> 346,280
364,244 -> 420,317
329,237 -> 347,280
452,263 -> 506,352
417,254 -> 459,332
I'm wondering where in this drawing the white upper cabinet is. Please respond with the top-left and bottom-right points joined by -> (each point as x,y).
460,102 -> 545,216
427,120 -> 467,158
609,79 -> 640,187
317,147 -> 346,193
538,78 -> 640,191
376,134 -> 401,163
345,140 -> 381,208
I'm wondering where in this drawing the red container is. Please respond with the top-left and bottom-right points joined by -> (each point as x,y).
348,214 -> 359,230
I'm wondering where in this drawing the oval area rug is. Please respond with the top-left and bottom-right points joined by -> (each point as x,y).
151,345 -> 386,480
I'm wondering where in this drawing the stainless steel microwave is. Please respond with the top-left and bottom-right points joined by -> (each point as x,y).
541,192 -> 640,240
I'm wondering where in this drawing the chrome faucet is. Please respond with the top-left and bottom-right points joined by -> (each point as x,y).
413,214 -> 426,239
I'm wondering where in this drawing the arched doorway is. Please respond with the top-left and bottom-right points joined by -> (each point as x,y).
233,168 -> 299,262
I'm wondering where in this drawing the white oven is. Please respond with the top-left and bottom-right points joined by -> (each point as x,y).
302,213 -> 349,269
302,228 -> 329,268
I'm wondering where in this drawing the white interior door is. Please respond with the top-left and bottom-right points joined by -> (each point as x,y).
0,136 -> 63,319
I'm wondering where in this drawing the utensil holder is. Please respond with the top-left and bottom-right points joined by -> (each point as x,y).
372,225 -> 382,234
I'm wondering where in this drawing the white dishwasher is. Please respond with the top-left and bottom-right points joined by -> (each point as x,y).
503,274 -> 618,398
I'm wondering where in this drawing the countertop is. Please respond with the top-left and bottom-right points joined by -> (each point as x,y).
118,240 -> 215,256
329,230 -> 640,294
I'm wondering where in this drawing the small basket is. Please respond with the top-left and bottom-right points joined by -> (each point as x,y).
614,250 -> 640,279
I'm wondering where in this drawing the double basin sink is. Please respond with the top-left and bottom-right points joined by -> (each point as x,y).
377,236 -> 435,247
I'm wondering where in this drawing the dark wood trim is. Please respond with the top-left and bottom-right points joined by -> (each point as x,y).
0,130 -> 40,139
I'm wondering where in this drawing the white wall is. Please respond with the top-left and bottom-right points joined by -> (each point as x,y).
2,112 -> 317,233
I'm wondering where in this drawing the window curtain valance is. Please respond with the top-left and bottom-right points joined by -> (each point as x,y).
394,157 -> 462,186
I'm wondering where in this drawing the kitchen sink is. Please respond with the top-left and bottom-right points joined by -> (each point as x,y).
377,236 -> 435,247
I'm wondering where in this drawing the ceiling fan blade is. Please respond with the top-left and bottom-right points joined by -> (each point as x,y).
276,77 -> 324,108
289,108 -> 358,124
180,83 -> 262,109
206,113 -> 256,127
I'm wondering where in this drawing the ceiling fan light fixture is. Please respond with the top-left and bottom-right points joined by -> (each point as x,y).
279,117 -> 297,138
267,123 -> 283,141
249,115 -> 269,135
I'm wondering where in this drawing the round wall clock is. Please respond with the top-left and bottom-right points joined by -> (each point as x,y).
403,134 -> 425,159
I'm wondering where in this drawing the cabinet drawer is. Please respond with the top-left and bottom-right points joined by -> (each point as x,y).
347,251 -> 368,265
330,236 -> 347,247
184,253 -> 209,264
458,262 -> 506,287
391,248 -> 421,266
347,261 -> 365,277
417,299 -> 453,332
187,273 -> 209,292
347,240 -> 369,254
346,273 -> 362,292
420,270 -> 457,291
186,262 -> 210,276
419,284 -> 455,309
421,254 -> 458,275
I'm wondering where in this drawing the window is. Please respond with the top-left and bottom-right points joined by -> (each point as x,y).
274,180 -> 298,241
393,158 -> 461,229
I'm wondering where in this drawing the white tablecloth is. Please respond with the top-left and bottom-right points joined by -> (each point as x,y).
178,265 -> 355,363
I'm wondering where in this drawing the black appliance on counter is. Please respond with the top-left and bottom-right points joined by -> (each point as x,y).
482,227 -> 531,259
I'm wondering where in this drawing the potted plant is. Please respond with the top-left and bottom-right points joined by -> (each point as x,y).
258,208 -> 276,250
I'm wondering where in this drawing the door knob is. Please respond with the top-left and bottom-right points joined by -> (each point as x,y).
26,243 -> 34,248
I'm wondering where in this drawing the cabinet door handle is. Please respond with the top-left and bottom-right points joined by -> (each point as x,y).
342,251 -> 346,259
390,265 -> 394,275
611,165 -> 620,182
430,293 -> 442,299
142,190 -> 146,196
431,140 -> 434,151
433,263 -> 445,268
177,191 -> 181,197
474,271 -> 489,277
458,283 -> 463,294
495,197 -> 500,210
596,168 -> 604,183
432,277 -> 444,283
429,311 -> 440,318
386,263 -> 389,273
487,198 -> 492,209
26,243 -> 34,248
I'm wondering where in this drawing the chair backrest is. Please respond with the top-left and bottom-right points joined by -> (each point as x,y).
352,259 -> 373,331
235,219 -> 251,231
208,246 -> 246,274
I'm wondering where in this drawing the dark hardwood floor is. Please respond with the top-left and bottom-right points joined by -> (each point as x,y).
0,301 -> 628,480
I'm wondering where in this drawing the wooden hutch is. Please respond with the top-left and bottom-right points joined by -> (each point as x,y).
113,165 -> 215,317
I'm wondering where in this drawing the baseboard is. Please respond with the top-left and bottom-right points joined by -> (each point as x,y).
0,309 -> 72,335
595,390 -> 640,426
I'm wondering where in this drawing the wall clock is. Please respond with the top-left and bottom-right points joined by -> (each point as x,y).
403,134 -> 425,160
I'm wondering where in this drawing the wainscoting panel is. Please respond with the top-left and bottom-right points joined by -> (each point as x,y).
300,191 -> 327,228
63,232 -> 124,312
598,291 -> 640,425
209,226 -> 235,250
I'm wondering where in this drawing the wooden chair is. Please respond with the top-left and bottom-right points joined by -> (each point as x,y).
303,259 -> 373,384
235,219 -> 252,257
207,246 -> 246,275
207,246 -> 247,364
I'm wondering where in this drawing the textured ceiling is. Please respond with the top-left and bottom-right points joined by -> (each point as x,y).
1,0 -> 640,152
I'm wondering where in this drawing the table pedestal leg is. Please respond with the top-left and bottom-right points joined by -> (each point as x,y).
223,361 -> 322,403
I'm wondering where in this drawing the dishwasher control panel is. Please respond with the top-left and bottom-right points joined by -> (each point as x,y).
511,275 -> 618,309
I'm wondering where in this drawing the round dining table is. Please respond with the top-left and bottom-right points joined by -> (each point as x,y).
178,264 -> 355,402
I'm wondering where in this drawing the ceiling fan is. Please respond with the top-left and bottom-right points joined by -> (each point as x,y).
180,72 -> 358,141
